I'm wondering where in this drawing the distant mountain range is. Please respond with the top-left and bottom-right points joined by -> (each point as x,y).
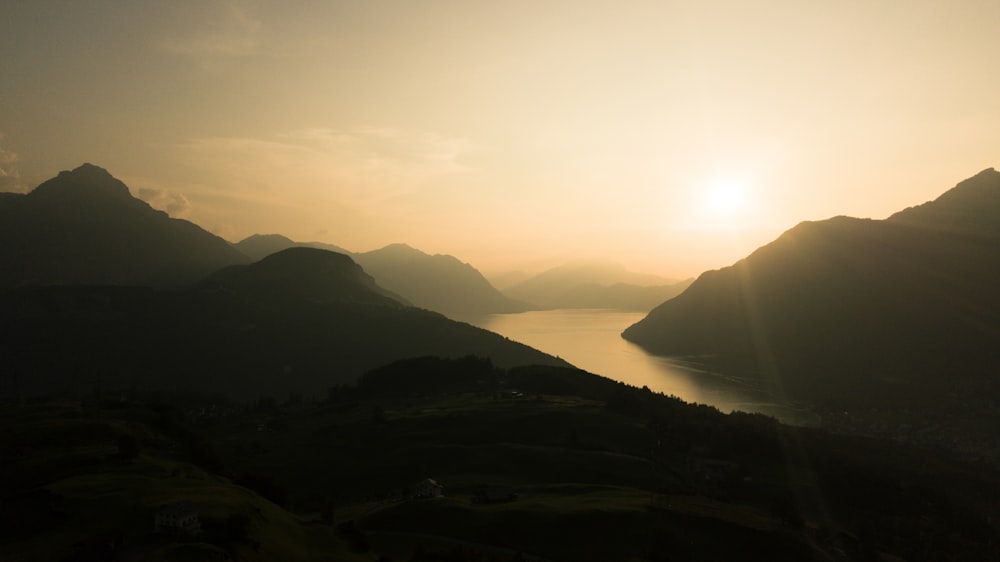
623,168 -> 1000,410
235,236 -> 523,321
352,243 -> 524,321
502,260 -> 692,311
0,164 -> 249,290
0,165 -> 567,400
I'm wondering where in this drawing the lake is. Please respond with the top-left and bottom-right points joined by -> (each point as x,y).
473,309 -> 818,425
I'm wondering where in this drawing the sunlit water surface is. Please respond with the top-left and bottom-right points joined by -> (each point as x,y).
473,309 -> 817,425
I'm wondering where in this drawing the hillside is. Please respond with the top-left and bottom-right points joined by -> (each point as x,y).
199,357 -> 1000,561
233,233 -> 349,262
0,164 -> 249,290
354,243 -> 524,321
504,260 -> 691,311
0,400 -> 367,562
0,248 -> 566,401
9,363 -> 1000,561
623,169 -> 1000,411
202,247 -> 404,307
234,237 -> 520,321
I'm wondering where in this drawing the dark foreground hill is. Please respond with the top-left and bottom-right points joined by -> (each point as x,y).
623,169 -> 1000,412
0,248 -> 567,401
9,363 -> 1000,561
199,357 -> 1000,561
0,400 -> 368,562
0,164 -> 249,290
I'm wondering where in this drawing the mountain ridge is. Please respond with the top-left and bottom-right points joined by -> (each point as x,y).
234,233 -> 349,262
0,163 -> 250,290
503,260 -> 691,311
202,247 -> 405,306
351,244 -> 524,321
623,169 -> 1000,409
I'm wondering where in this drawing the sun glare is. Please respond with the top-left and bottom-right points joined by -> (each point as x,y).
703,178 -> 748,216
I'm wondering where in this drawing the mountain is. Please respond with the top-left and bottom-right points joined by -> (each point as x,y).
353,243 -> 523,321
0,247 -> 566,401
888,167 -> 1000,235
202,247 -> 404,306
234,237 -> 518,320
623,168 -> 1000,409
234,233 -> 349,262
503,260 -> 692,311
0,163 -> 250,290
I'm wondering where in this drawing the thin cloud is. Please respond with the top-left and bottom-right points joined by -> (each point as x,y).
137,187 -> 193,218
165,127 -> 477,243
178,127 -> 476,206
159,0 -> 263,63
0,136 -> 25,193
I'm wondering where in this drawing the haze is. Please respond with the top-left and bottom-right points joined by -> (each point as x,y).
2,1 -> 998,277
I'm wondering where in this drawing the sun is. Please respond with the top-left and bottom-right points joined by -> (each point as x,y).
702,178 -> 748,217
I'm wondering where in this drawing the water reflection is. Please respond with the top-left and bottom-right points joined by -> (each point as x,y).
474,309 -> 817,425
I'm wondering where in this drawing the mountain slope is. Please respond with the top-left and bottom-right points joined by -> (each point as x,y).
0,163 -> 250,290
0,401 -> 368,562
203,247 -> 404,306
0,248 -> 566,401
504,260 -> 691,311
888,167 -> 1000,235
353,243 -> 523,321
623,169 -> 1000,407
234,233 -> 349,262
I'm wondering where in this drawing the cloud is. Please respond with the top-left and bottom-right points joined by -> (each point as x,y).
159,0 -> 263,63
0,136 -> 25,193
177,127 -> 476,206
137,187 -> 193,218
165,126 -> 477,244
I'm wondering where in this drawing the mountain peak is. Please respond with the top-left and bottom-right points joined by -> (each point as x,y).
1,164 -> 249,289
29,163 -> 134,203
203,247 -> 402,306
379,243 -> 426,255
888,166 -> 1000,235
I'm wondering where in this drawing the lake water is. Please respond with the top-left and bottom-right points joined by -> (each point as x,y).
473,309 -> 817,425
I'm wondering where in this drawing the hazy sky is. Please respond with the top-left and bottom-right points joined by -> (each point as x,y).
2,1 -> 998,277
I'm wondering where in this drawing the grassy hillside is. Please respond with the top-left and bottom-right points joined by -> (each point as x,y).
0,400 -> 367,562
197,359 -> 1000,561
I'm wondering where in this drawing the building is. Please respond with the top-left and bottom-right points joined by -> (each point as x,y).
154,501 -> 201,535
411,478 -> 444,499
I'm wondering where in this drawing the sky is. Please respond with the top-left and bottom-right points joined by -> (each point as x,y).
2,1 -> 998,278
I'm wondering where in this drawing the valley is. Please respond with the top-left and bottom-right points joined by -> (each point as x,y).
2,164 -> 1000,560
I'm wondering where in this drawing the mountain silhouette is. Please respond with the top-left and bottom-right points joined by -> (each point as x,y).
888,168 -> 1000,236
0,164 -> 249,290
622,169 -> 1000,408
353,243 -> 523,321
202,247 -> 404,306
233,237 -> 518,320
504,260 -> 692,311
234,233 -> 349,262
0,246 -> 566,400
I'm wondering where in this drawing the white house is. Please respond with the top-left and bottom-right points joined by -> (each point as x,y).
154,501 -> 201,535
